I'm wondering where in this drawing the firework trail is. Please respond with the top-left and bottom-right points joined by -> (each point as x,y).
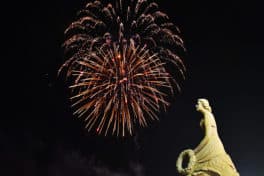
58,0 -> 186,136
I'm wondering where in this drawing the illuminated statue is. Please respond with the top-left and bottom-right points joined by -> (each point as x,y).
176,99 -> 240,176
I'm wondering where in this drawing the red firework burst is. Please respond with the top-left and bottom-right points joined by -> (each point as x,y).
58,0 -> 186,136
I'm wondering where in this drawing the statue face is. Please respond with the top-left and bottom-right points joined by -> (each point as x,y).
196,100 -> 203,112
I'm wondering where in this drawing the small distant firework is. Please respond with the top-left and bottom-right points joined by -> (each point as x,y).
59,0 -> 186,136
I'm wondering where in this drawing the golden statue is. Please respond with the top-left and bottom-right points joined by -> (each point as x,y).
176,99 -> 240,176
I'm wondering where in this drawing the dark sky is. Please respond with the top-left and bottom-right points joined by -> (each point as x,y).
3,0 -> 264,175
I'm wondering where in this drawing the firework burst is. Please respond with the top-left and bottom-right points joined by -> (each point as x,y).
58,0 -> 186,136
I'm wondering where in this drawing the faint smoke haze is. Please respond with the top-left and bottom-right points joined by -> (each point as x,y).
47,148 -> 145,176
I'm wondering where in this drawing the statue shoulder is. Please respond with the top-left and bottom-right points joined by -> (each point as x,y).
203,111 -> 216,122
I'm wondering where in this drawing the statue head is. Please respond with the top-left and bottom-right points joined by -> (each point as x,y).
196,98 -> 212,113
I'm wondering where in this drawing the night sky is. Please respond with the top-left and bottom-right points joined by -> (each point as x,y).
3,0 -> 264,175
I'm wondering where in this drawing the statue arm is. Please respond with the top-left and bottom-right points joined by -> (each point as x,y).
194,114 -> 213,153
203,114 -> 213,137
